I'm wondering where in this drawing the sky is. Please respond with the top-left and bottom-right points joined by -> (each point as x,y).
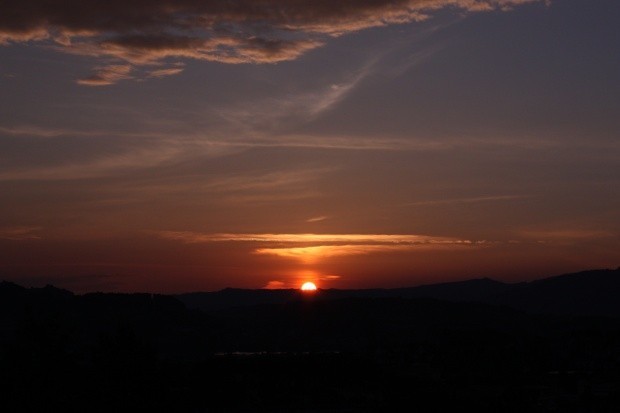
0,0 -> 619,293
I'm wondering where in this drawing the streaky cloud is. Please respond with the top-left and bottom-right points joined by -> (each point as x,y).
156,231 -> 472,245
404,195 -> 530,206
157,231 -> 477,263
254,243 -> 476,263
0,226 -> 42,241
517,229 -> 615,241
306,216 -> 329,223
147,65 -> 185,79
210,64 -> 375,130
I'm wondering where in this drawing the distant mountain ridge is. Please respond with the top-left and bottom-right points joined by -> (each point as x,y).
176,278 -> 510,312
177,268 -> 620,317
488,268 -> 620,316
2,268 -> 620,317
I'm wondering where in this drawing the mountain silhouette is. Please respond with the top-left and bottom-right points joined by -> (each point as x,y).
176,278 -> 511,312
489,268 -> 620,316
178,268 -> 620,317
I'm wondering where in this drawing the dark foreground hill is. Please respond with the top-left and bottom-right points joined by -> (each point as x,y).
0,268 -> 620,412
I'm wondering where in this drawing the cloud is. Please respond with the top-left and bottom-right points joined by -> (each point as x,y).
0,0 -> 545,84
77,64 -> 132,86
255,243 -> 477,263
147,65 -> 185,78
199,168 -> 329,204
203,168 -> 329,193
306,216 -> 329,223
2,122 -> 584,161
306,70 -> 370,116
157,231 -> 471,245
219,191 -> 321,205
254,244 -> 419,263
0,226 -> 42,240
517,229 -> 615,241
404,195 -> 530,206
157,231 -> 477,263
263,280 -> 286,289
0,141 -> 187,181
211,65 -> 373,129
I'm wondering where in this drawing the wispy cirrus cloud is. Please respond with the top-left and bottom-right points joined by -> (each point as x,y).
404,194 -> 530,206
211,65 -> 374,130
218,191 -> 322,205
0,226 -> 42,241
202,168 -> 330,193
0,142 -> 187,181
200,168 -> 329,204
0,0 -> 546,85
1,121 -> 584,155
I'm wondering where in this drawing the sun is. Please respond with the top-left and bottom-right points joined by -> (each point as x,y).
300,282 -> 317,291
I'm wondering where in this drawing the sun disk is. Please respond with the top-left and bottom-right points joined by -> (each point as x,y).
301,282 -> 317,291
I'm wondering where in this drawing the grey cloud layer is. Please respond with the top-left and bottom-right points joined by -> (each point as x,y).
0,0 -> 544,84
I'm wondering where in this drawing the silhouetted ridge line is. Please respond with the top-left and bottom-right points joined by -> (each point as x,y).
490,268 -> 620,316
176,268 -> 620,317
176,278 -> 510,312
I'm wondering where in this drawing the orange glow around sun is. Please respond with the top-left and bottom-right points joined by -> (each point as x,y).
300,282 -> 317,291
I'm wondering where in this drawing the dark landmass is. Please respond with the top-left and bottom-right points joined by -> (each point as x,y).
178,268 -> 620,316
1,268 -> 620,412
177,278 -> 512,312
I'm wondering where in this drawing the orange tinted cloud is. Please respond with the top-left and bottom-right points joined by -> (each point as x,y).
306,216 -> 329,223
157,231 -> 469,245
263,280 -> 286,289
155,231 -> 481,266
0,0 -> 545,84
254,241 -> 480,264
255,245 -> 420,264
76,64 -> 132,86
157,231 -> 476,263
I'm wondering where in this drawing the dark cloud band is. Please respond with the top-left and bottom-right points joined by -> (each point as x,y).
0,0 -> 545,84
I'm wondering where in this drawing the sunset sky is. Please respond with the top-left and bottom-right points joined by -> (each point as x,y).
1,0 -> 619,292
